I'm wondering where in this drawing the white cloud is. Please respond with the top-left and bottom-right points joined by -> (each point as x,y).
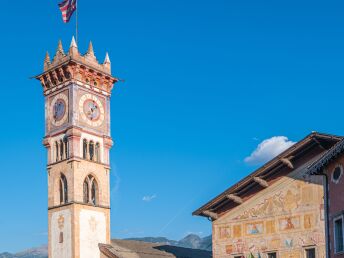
142,194 -> 157,202
244,136 -> 295,165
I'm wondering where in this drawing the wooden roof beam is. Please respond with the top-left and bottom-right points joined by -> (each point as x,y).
313,138 -> 326,150
253,177 -> 269,188
226,194 -> 243,204
280,157 -> 294,169
203,210 -> 219,220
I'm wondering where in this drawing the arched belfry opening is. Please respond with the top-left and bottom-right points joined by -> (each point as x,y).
83,139 -> 88,159
83,175 -> 98,206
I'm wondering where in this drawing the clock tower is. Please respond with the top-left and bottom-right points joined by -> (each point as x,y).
35,38 -> 118,258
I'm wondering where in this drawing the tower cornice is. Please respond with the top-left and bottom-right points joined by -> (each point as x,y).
35,59 -> 118,96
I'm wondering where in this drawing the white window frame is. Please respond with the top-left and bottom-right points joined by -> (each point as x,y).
334,215 -> 344,254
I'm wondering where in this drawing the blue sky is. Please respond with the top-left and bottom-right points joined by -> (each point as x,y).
1,0 -> 344,253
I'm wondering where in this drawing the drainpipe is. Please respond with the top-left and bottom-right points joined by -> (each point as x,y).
322,171 -> 331,258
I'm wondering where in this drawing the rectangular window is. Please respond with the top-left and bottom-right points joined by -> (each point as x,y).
335,217 -> 344,253
305,248 -> 316,258
267,253 -> 277,258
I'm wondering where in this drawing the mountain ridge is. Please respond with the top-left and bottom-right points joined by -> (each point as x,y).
126,234 -> 212,251
0,234 -> 212,257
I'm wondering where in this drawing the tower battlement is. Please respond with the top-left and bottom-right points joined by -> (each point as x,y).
36,37 -> 118,96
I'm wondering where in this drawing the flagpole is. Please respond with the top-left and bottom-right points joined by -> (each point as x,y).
76,0 -> 78,44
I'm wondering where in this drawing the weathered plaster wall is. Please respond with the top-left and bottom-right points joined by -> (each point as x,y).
51,209 -> 72,258
79,209 -> 106,258
47,159 -> 110,208
213,169 -> 325,258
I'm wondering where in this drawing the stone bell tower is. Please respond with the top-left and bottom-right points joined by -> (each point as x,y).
35,37 -> 118,258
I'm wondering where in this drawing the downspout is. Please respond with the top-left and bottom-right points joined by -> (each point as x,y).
322,171 -> 331,258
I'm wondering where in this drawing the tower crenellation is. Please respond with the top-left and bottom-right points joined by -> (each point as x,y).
37,38 -> 117,97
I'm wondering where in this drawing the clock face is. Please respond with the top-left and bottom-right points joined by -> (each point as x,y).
79,94 -> 105,127
54,99 -> 66,121
84,100 -> 100,121
50,93 -> 68,126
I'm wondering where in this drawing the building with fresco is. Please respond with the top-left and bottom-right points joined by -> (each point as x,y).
193,133 -> 343,258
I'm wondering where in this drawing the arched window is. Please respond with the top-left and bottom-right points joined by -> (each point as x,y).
83,179 -> 89,203
64,137 -> 68,159
83,139 -> 88,159
55,141 -> 59,162
59,174 -> 68,204
95,143 -> 100,162
83,175 -> 98,206
89,141 -> 95,161
60,140 -> 64,160
91,179 -> 97,205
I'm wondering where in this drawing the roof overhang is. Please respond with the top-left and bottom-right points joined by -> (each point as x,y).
193,132 -> 342,220
308,138 -> 344,175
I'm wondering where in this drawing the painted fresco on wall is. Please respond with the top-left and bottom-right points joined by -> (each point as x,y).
301,185 -> 315,204
234,184 -> 302,220
283,190 -> 299,211
233,224 -> 242,237
226,244 -> 234,254
279,217 -> 300,231
234,239 -> 246,253
212,178 -> 325,258
270,238 -> 281,249
304,214 -> 314,229
246,222 -> 263,235
266,220 -> 276,234
218,226 -> 231,239
284,237 -> 293,248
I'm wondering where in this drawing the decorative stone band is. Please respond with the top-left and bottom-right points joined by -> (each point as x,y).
48,201 -> 111,210
46,156 -> 111,169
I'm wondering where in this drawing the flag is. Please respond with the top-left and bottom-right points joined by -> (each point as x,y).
58,0 -> 77,23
